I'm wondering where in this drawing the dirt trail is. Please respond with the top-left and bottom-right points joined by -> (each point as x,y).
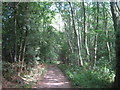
37,65 -> 71,88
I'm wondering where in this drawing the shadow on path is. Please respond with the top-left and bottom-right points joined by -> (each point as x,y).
37,65 -> 71,88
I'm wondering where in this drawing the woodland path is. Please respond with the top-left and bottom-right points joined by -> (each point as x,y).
37,64 -> 71,88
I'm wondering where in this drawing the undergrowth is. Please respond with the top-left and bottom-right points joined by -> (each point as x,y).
2,61 -> 47,88
58,64 -> 115,88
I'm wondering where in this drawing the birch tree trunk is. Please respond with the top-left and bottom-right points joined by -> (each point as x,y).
82,2 -> 90,62
93,2 -> 99,69
68,2 -> 83,66
20,30 -> 28,74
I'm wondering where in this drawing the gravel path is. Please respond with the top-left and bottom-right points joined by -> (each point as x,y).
37,65 -> 71,88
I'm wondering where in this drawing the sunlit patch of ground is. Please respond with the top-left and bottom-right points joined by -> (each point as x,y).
2,63 -> 71,88
21,64 -> 47,87
37,65 -> 71,88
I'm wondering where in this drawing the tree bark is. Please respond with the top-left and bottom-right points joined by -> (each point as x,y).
68,2 -> 77,37
14,3 -> 17,62
82,2 -> 90,62
110,2 -> 120,88
103,3 -> 112,62
65,25 -> 74,54
93,2 -> 99,69
68,2 -> 83,66
20,30 -> 28,74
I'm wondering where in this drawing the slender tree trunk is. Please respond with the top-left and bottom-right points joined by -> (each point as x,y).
68,2 -> 83,66
93,33 -> 98,69
77,33 -> 83,66
68,2 -> 77,37
14,3 -> 17,62
20,30 -> 28,74
18,39 -> 23,75
87,3 -> 91,62
82,2 -> 90,62
77,15 -> 83,64
82,2 -> 86,45
93,2 -> 99,69
68,15 -> 74,54
68,39 -> 74,54
67,17 -> 74,54
9,49 -> 13,61
110,2 -> 120,88
18,39 -> 23,62
103,3 -> 111,62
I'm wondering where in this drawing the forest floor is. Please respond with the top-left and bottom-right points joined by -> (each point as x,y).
37,64 -> 71,88
2,63 -> 47,88
2,64 -> 71,88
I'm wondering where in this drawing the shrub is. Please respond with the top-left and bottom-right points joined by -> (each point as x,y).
58,64 -> 115,88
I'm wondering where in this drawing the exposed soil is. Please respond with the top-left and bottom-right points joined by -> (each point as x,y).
37,65 -> 71,88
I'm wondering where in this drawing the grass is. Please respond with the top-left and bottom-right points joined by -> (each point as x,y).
58,64 -> 115,88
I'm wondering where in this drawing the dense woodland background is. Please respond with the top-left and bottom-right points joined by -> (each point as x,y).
2,1 -> 120,88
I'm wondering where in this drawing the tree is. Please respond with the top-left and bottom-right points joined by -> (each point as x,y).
110,1 -> 120,88
82,2 -> 90,62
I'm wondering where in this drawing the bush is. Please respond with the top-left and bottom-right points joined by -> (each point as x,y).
58,64 -> 115,88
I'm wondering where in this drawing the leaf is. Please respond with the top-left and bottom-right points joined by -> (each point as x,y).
95,29 -> 103,32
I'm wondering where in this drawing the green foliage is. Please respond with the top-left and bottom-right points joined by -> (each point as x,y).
2,61 -> 16,81
22,63 -> 47,87
2,2 -> 117,88
58,64 -> 115,88
52,60 -> 61,64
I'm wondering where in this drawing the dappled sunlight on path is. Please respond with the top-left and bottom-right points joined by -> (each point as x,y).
37,65 -> 71,88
